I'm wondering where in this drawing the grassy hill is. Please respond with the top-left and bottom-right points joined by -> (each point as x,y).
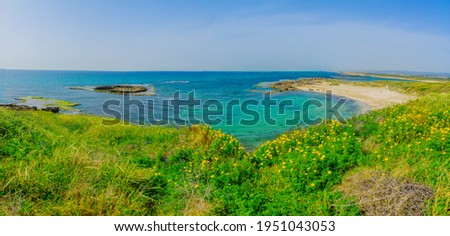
1,92 -> 449,215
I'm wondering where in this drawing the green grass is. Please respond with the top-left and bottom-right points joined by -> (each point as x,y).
0,112 -> 246,215
16,96 -> 80,110
1,93 -> 449,215
351,80 -> 450,96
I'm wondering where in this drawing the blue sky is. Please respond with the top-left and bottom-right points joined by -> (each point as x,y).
1,0 -> 450,72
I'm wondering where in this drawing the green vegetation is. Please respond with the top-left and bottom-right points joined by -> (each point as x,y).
1,85 -> 449,215
345,80 -> 450,96
16,96 -> 80,110
250,94 -> 449,215
0,112 -> 247,215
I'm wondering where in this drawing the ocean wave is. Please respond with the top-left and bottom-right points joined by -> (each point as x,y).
162,80 -> 189,84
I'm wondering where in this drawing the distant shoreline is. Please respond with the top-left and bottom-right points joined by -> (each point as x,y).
341,72 -> 448,83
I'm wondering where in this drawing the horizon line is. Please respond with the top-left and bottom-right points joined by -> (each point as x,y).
1,67 -> 450,75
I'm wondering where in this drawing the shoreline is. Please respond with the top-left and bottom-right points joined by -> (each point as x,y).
269,79 -> 415,112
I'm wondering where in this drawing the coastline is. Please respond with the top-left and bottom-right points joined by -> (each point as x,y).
269,79 -> 415,112
0,96 -> 80,113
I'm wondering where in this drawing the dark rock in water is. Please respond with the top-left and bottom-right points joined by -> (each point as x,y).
0,104 -> 60,113
0,104 -> 37,111
42,106 -> 60,113
94,85 -> 148,94
69,84 -> 156,96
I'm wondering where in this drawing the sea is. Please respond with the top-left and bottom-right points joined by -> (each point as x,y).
0,70 -> 400,149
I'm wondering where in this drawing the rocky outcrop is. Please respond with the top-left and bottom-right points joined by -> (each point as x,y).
94,85 -> 148,94
270,78 -> 326,92
0,104 -> 60,113
0,104 -> 38,111
69,84 -> 156,96
42,106 -> 60,113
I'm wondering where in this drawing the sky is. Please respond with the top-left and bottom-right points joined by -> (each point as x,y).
1,0 -> 450,72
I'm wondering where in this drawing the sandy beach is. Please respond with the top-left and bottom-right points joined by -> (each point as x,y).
271,79 -> 415,111
297,82 -> 414,111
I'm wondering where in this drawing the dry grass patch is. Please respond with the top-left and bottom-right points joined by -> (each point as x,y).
181,183 -> 213,216
338,169 -> 434,216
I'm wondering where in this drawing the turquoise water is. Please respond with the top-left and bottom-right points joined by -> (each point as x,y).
0,70 -> 397,148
